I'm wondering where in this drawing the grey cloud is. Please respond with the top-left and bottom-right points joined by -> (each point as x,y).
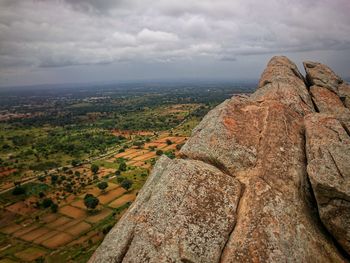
0,0 -> 349,86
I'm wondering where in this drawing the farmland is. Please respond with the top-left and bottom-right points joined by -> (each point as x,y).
0,81 -> 254,262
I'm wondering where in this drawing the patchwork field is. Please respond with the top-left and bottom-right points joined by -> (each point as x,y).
0,131 -> 188,262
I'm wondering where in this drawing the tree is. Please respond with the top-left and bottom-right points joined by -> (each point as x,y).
71,159 -> 80,167
91,164 -> 99,175
42,198 -> 53,208
121,179 -> 133,191
12,186 -> 26,195
166,139 -> 172,145
97,181 -> 108,193
156,150 -> 163,156
50,203 -> 58,213
50,174 -> 58,185
118,162 -> 127,172
84,194 -> 99,210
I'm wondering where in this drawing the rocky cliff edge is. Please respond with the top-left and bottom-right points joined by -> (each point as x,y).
89,56 -> 350,263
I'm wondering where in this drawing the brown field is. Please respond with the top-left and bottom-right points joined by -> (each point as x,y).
0,223 -> 22,234
114,149 -> 139,158
6,201 -> 37,215
41,232 -> 74,248
85,208 -> 113,223
0,168 -> 17,177
109,194 -> 136,208
122,150 -> 148,159
59,205 -> 86,219
58,194 -> 75,207
105,182 -> 119,191
60,219 -> 82,231
69,230 -> 97,246
0,211 -> 17,229
98,168 -> 116,178
64,221 -> 91,236
19,227 -> 50,242
70,199 -> 86,209
80,186 -> 101,197
41,213 -> 59,223
33,230 -> 60,244
14,247 -> 47,261
98,187 -> 126,204
47,216 -> 72,228
132,151 -> 157,161
13,224 -> 39,238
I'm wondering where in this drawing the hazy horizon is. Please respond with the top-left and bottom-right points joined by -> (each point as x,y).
1,0 -> 349,87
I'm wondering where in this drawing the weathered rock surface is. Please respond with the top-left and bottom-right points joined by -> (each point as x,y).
304,61 -> 343,94
303,60 -> 350,255
305,114 -> 350,254
90,57 -> 350,263
90,156 -> 242,263
310,85 -> 349,115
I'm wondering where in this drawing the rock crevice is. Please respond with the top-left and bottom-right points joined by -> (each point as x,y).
90,56 -> 350,263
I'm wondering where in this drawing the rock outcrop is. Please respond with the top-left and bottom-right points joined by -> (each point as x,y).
90,56 -> 350,263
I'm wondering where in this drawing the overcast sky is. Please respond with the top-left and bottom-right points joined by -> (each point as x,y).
0,0 -> 349,87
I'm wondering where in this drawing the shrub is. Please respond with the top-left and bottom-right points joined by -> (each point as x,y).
91,164 -> 99,174
12,186 -> 26,195
97,181 -> 108,192
121,179 -> 133,191
50,203 -> 58,213
156,150 -> 163,156
118,162 -> 127,172
84,194 -> 99,210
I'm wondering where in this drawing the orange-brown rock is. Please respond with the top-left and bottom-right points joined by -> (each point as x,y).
310,85 -> 349,115
90,57 -> 350,263
305,114 -> 350,255
304,61 -> 343,94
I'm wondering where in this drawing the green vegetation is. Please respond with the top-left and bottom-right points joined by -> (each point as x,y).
84,194 -> 99,210
97,181 -> 108,193
120,179 -> 133,191
0,82 -> 252,263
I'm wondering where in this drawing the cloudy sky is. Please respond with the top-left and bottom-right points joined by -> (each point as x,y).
0,0 -> 349,87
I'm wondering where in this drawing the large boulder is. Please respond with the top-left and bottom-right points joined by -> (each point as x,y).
90,56 -> 349,263
303,61 -> 343,94
305,113 -> 350,254
90,156 -> 242,263
309,85 -> 349,115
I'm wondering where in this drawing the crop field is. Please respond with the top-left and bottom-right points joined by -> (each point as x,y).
0,82 -> 253,262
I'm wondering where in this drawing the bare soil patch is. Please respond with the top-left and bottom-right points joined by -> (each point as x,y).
47,216 -> 72,228
0,223 -> 21,234
69,230 -> 97,246
41,213 -> 59,223
6,201 -> 37,215
115,149 -> 139,158
79,187 -> 100,198
132,152 -> 156,161
59,219 -> 82,231
64,221 -> 91,236
33,230 -> 59,244
70,199 -> 86,209
14,247 -> 47,261
85,208 -> 113,223
59,205 -> 86,219
19,227 -> 50,242
99,187 -> 126,204
41,232 -> 74,248
13,224 -> 39,238
108,194 -> 136,208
